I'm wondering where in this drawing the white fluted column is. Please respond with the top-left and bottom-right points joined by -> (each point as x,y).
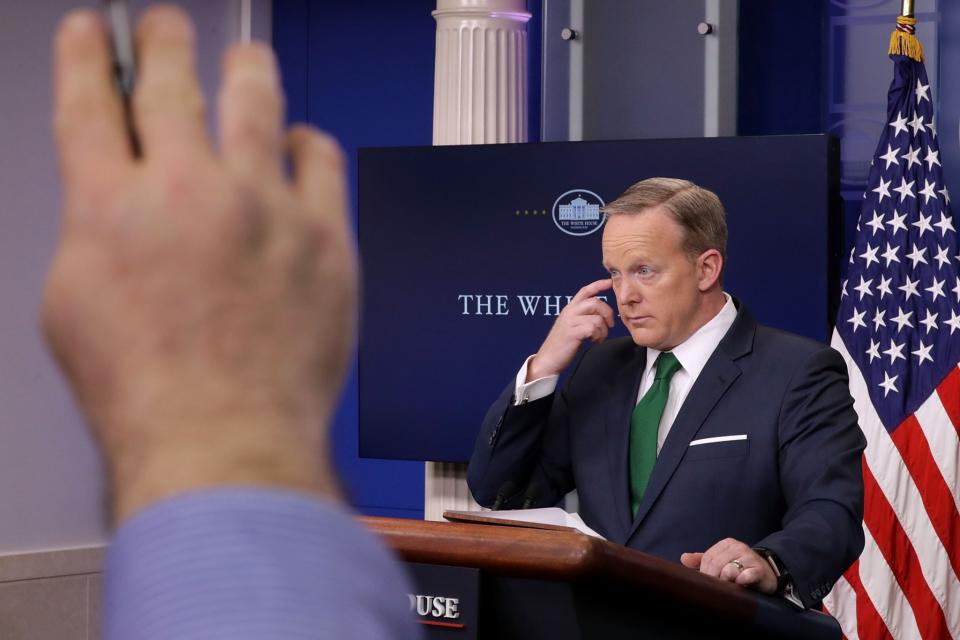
432,0 -> 531,145
425,0 -> 530,521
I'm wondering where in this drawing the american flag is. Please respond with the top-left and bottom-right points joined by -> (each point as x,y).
823,20 -> 960,640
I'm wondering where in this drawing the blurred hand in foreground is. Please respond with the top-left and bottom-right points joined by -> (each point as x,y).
45,5 -> 356,523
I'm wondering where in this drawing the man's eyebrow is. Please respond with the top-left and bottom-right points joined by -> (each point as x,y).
605,259 -> 647,270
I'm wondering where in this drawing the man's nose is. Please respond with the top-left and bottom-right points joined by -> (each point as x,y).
616,277 -> 643,304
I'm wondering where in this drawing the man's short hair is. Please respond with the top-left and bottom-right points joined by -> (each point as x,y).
602,177 -> 728,265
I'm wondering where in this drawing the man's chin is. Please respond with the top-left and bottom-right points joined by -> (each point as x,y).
627,328 -> 661,349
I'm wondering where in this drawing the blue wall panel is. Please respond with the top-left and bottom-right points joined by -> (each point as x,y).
313,0 -> 437,518
939,1 -> 960,200
274,0 -> 439,518
738,0 -> 826,136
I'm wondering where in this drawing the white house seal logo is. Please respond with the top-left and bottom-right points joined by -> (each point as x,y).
551,189 -> 605,237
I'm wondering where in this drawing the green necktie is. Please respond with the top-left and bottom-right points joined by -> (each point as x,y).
630,351 -> 682,516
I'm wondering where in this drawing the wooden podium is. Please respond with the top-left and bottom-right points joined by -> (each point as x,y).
362,516 -> 842,640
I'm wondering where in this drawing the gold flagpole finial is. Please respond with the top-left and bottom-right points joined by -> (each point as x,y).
890,0 -> 923,61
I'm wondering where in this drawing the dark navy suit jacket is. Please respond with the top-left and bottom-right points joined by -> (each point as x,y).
468,301 -> 866,608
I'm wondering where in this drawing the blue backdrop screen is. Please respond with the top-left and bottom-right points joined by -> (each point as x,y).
358,136 -> 840,462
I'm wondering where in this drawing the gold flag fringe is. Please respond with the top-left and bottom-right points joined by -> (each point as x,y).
889,16 -> 924,62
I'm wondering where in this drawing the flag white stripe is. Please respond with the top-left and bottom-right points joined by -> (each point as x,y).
824,575 -> 860,640
832,334 -> 960,634
914,386 -> 960,514
858,525 -> 923,640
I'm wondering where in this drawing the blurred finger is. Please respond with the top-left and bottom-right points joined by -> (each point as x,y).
219,43 -> 284,178
288,126 -> 347,228
54,10 -> 132,193
133,5 -> 210,159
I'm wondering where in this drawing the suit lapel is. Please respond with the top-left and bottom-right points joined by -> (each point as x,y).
626,301 -> 756,541
605,347 -> 647,538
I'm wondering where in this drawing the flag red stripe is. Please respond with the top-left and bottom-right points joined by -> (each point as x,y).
842,559 -> 894,640
934,366 -> 960,441
861,460 -> 950,638
890,414 -> 960,580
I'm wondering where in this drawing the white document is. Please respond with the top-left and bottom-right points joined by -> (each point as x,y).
472,507 -> 605,539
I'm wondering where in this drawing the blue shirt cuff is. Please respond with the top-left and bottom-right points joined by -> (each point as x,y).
104,488 -> 420,640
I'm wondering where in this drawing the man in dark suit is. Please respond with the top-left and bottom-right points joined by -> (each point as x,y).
468,177 -> 866,608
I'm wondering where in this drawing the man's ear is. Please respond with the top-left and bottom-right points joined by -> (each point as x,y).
697,249 -> 723,291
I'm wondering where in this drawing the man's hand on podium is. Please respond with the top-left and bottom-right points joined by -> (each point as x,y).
680,537 -> 778,594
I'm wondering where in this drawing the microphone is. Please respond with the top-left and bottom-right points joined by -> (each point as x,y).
491,480 -> 516,511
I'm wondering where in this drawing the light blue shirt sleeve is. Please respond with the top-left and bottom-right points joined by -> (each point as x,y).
104,488 -> 421,640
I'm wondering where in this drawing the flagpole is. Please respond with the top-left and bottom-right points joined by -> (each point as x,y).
890,0 -> 923,61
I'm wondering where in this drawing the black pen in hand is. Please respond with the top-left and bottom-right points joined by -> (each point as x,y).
103,0 -> 140,156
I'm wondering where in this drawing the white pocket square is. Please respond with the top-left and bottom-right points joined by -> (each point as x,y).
689,434 -> 748,447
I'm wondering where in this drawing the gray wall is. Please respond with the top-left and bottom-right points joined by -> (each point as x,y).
0,0 -> 270,555
1,0 -> 105,557
541,0 -> 738,142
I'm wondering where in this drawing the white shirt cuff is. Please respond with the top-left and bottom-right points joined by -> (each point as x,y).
514,355 -> 559,405
761,554 -> 804,609
781,581 -> 805,609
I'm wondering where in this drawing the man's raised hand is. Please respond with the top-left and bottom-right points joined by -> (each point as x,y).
526,279 -> 614,381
